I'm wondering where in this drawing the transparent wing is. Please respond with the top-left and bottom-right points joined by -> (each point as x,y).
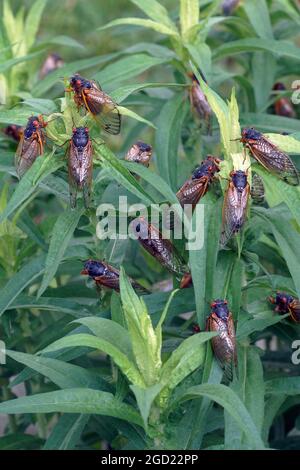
15,136 -> 39,178
176,177 -> 209,207
221,183 -> 249,246
82,89 -> 121,135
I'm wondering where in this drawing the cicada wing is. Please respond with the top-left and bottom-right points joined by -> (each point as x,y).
208,313 -> 237,381
68,142 -> 79,208
81,140 -> 93,209
94,274 -> 121,291
15,136 -> 39,178
82,89 -> 121,135
176,177 -> 209,207
221,183 -> 249,246
289,299 -> 300,323
249,138 -> 300,186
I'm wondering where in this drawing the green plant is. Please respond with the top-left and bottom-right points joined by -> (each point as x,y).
0,0 -> 300,450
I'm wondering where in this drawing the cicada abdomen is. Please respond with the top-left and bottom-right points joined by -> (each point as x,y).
67,74 -> 121,135
81,259 -> 148,294
241,127 -> 300,186
176,156 -> 221,209
39,53 -> 64,79
273,83 -> 296,119
4,124 -> 23,142
68,127 -> 93,209
125,141 -> 152,167
206,299 -> 237,380
15,115 -> 47,178
250,173 -> 265,205
221,170 -> 250,246
188,73 -> 212,133
131,217 -> 190,281
269,292 -> 300,323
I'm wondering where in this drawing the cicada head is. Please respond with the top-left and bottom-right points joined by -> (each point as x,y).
72,127 -> 90,149
125,141 -> 152,166
192,155 -> 221,180
24,116 -> 41,139
241,127 -> 262,142
81,259 -> 106,278
273,82 -> 286,91
231,170 -> 248,193
275,291 -> 294,313
210,299 -> 229,320
70,73 -> 91,92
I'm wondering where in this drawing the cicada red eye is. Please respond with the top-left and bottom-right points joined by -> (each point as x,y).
72,127 -> 76,133
33,120 -> 39,127
85,127 -> 89,133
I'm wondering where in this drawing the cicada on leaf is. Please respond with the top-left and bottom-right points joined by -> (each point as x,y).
176,156 -> 221,209
15,115 -> 47,178
125,141 -> 152,167
131,217 -> 190,282
188,73 -> 212,133
269,292 -> 300,323
4,124 -> 23,142
68,127 -> 93,209
81,259 -> 148,294
67,74 -> 121,135
273,83 -> 296,119
221,170 -> 250,246
241,127 -> 300,186
206,299 -> 237,381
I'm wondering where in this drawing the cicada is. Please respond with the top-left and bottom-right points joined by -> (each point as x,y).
188,73 -> 212,132
206,299 -> 237,380
15,115 -> 47,178
4,124 -> 23,142
221,170 -> 250,246
125,141 -> 152,167
241,127 -> 300,186
221,0 -> 240,15
81,259 -> 148,294
39,53 -> 64,79
269,292 -> 300,323
176,156 -> 221,209
131,217 -> 190,280
67,74 -> 121,135
273,83 -> 296,119
68,127 -> 93,209
250,173 -> 265,205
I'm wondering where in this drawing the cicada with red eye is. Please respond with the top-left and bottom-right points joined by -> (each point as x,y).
15,115 -> 47,178
4,124 -> 23,142
39,53 -> 64,79
269,292 -> 300,323
221,0 -> 240,15
188,72 -> 212,133
67,74 -> 121,135
125,141 -> 152,167
81,259 -> 149,294
241,127 -> 300,186
273,83 -> 296,119
221,170 -> 250,246
131,217 -> 190,283
68,127 -> 93,209
206,299 -> 237,380
176,156 -> 221,209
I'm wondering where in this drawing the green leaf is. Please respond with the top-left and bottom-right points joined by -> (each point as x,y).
130,383 -> 163,430
43,414 -> 89,450
214,38 -> 300,61
6,350 -> 105,390
44,35 -> 84,49
97,18 -> 179,37
111,82 -> 186,103
0,434 -> 44,450
24,0 -> 47,50
0,388 -> 143,427
155,91 -> 189,189
0,50 -> 44,73
41,333 -> 145,388
118,105 -> 157,129
129,0 -> 176,30
0,254 -> 46,317
243,0 -> 273,40
176,384 -> 265,449
265,377 -> 300,396
180,0 -> 199,40
0,150 -> 62,223
7,295 -> 91,317
37,207 -> 84,297
240,113 -> 300,133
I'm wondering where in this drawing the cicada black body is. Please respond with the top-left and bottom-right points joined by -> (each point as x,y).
206,299 -> 237,380
67,74 -> 121,135
269,292 -> 300,323
125,141 -> 152,167
131,217 -> 190,281
81,259 -> 148,294
39,53 -> 64,79
176,156 -> 221,209
221,0 -> 240,15
221,170 -> 250,246
15,115 -> 47,178
250,173 -> 265,205
188,73 -> 212,132
273,83 -> 296,119
4,124 -> 23,142
68,127 -> 93,209
241,127 -> 300,186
